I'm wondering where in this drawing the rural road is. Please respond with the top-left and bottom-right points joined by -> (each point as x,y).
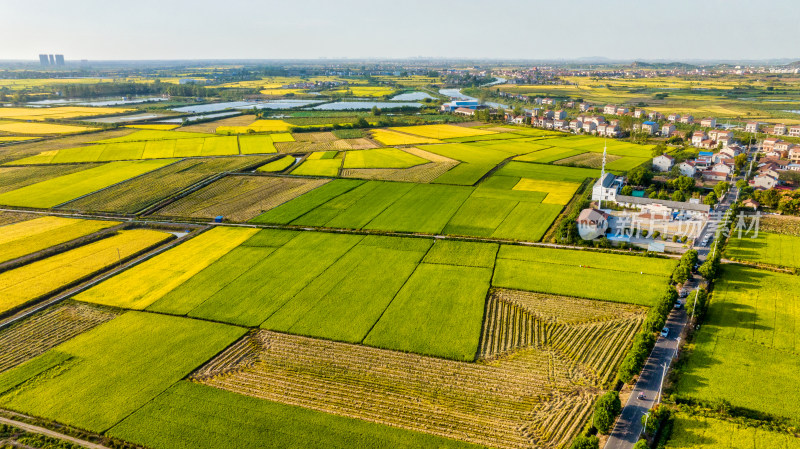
0,415 -> 109,449
604,306 -> 687,449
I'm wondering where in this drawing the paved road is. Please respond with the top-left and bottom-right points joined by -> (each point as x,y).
0,415 -> 109,449
604,306 -> 687,449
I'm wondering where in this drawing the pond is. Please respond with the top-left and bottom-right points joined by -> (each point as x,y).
390,92 -> 435,101
158,111 -> 241,124
172,99 -> 322,114
22,97 -> 168,107
309,101 -> 423,111
90,113 -> 172,124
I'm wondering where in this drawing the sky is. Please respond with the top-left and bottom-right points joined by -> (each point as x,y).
2,0 -> 799,62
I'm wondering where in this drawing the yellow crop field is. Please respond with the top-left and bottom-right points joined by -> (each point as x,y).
259,88 -> 308,95
392,124 -> 496,140
0,216 -> 120,264
514,178 -> 582,205
0,107 -> 132,121
0,229 -> 171,315
126,124 -> 180,130
0,136 -> 39,142
0,122 -> 98,135
371,129 -> 442,146
0,78 -> 114,90
217,119 -> 294,134
326,86 -> 396,97
75,226 -> 259,310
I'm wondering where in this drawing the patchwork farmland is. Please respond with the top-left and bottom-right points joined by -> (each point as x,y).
0,107 -> 698,449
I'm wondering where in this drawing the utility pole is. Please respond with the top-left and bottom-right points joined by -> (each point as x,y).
657,362 -> 667,404
690,287 -> 700,321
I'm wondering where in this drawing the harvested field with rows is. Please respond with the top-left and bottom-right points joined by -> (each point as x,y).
153,174 -> 329,221
0,301 -> 120,373
479,290 -> 646,385
191,306 -> 631,449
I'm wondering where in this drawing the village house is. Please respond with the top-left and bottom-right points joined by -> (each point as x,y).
641,121 -> 659,135
615,107 -> 629,115
542,98 -> 556,105
692,131 -> 707,146
648,111 -> 664,121
454,107 -> 475,116
774,141 -> 793,155
564,101 -> 575,108
583,121 -> 597,133
569,119 -> 583,132
790,126 -> 800,137
703,170 -> 729,182
750,173 -> 779,189
652,154 -> 675,172
553,110 -> 567,120
554,119 -> 569,129
745,122 -> 760,133
790,147 -> 800,163
742,198 -> 760,210
700,118 -> 717,128
634,109 -> 647,118
708,129 -> 734,142
680,115 -> 694,124
667,113 -> 681,122
579,103 -> 592,112
762,138 -> 780,153
679,160 -> 697,177
661,123 -> 676,136
773,123 -> 787,136
603,105 -> 617,115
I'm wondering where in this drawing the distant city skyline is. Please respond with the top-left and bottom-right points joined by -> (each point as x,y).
2,0 -> 799,62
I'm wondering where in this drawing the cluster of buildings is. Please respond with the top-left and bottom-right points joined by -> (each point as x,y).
38,54 -> 65,66
744,122 -> 800,137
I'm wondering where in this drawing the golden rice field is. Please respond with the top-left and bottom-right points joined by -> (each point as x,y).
371,129 -> 443,146
513,179 -> 583,205
0,122 -> 98,135
325,86 -> 396,97
76,227 -> 259,310
216,119 -> 295,134
0,78 -> 114,90
392,124 -> 496,140
126,124 -> 181,130
0,216 -> 119,264
0,229 -> 171,315
0,136 -> 39,142
0,106 -> 132,121
259,88 -> 308,95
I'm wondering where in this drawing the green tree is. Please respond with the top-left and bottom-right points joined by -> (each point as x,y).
675,175 -> 695,192
633,440 -> 649,449
371,106 -> 382,116
621,186 -> 634,196
651,145 -> 666,157
628,166 -> 654,186
714,181 -> 730,197
671,190 -> 685,202
703,191 -> 718,206
570,435 -> 600,449
734,153 -> 748,172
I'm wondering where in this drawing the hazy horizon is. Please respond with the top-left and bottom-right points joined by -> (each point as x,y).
2,0 -> 799,62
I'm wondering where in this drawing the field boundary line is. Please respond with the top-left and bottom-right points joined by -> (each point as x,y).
0,227 -> 208,331
0,415 -> 110,449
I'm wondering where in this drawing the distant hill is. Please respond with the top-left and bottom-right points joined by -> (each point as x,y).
630,61 -> 697,70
